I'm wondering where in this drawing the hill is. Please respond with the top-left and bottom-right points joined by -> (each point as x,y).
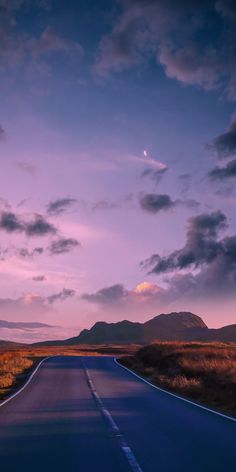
197,324 -> 236,343
34,311 -> 236,346
0,339 -> 22,348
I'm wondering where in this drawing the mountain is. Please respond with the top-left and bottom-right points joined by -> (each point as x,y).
0,320 -> 54,330
0,339 -> 21,347
35,311 -> 231,346
142,312 -> 207,341
197,324 -> 236,343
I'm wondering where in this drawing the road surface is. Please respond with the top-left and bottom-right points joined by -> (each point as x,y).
0,356 -> 235,471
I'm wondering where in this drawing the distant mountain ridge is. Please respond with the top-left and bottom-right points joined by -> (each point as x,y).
33,311 -> 236,346
0,339 -> 21,347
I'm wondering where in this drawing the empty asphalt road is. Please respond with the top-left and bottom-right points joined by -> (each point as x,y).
0,356 -> 235,472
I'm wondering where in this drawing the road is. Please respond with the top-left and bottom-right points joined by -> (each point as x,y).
0,356 -> 235,471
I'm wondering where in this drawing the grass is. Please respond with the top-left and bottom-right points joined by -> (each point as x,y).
0,351 -> 34,397
0,343 -> 139,400
120,341 -> 236,417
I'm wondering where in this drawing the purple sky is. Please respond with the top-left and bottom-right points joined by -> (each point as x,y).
0,0 -> 236,342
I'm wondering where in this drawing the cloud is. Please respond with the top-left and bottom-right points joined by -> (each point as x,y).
178,173 -> 192,194
0,288 -> 76,316
82,211 -> 236,310
139,193 -> 177,213
49,238 -> 80,255
82,284 -> 129,305
81,281 -> 162,309
47,288 -> 76,304
208,115 -> 236,158
47,197 -> 77,216
18,247 -> 44,258
0,212 -> 24,233
95,0 -> 236,99
138,208 -> 236,302
209,159 -> 236,180
0,3 -> 83,74
141,167 -> 168,184
0,125 -> 5,141
183,198 -> 200,209
92,194 -> 133,212
25,215 -> 56,236
0,211 -> 56,237
142,210 -> 227,274
159,42 -> 221,91
0,293 -> 49,316
16,161 -> 38,175
32,275 -> 46,282
29,27 -> 83,60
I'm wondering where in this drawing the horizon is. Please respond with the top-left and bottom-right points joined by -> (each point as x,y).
0,0 -> 236,343
0,310 -> 232,344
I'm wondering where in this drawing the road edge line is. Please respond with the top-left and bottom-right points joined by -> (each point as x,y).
0,356 -> 55,409
114,357 -> 236,423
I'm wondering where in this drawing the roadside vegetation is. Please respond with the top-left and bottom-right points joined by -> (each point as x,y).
0,351 -> 33,395
120,342 -> 236,417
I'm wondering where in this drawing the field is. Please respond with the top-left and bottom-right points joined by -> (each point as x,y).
0,344 -> 138,400
120,342 -> 236,417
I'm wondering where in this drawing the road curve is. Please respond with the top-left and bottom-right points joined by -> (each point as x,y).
0,356 -> 235,472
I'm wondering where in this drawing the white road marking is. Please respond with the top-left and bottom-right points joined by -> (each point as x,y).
0,356 -> 55,409
82,358 -> 143,472
114,358 -> 236,423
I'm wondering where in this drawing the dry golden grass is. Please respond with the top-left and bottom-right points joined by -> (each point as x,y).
0,351 -> 33,393
120,341 -> 236,417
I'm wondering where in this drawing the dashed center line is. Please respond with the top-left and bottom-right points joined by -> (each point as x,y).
82,358 -> 143,472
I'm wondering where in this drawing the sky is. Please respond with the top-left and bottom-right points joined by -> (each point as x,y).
0,0 -> 236,342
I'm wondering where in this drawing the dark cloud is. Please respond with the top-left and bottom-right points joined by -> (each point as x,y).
82,284 -> 128,305
139,193 -> 177,213
25,215 -> 56,236
162,234 -> 236,298
47,288 -> 76,304
184,198 -> 200,209
142,210 -> 227,274
92,194 -> 133,212
0,211 -> 56,237
140,209 -> 236,300
208,115 -> 236,158
18,247 -> 44,258
82,211 -> 236,309
95,0 -> 236,99
92,200 -> 121,211
32,275 -> 46,281
0,212 -> 24,233
209,159 -> 236,180
141,167 -> 168,184
0,125 -> 5,141
49,238 -> 80,255
47,197 -> 77,216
